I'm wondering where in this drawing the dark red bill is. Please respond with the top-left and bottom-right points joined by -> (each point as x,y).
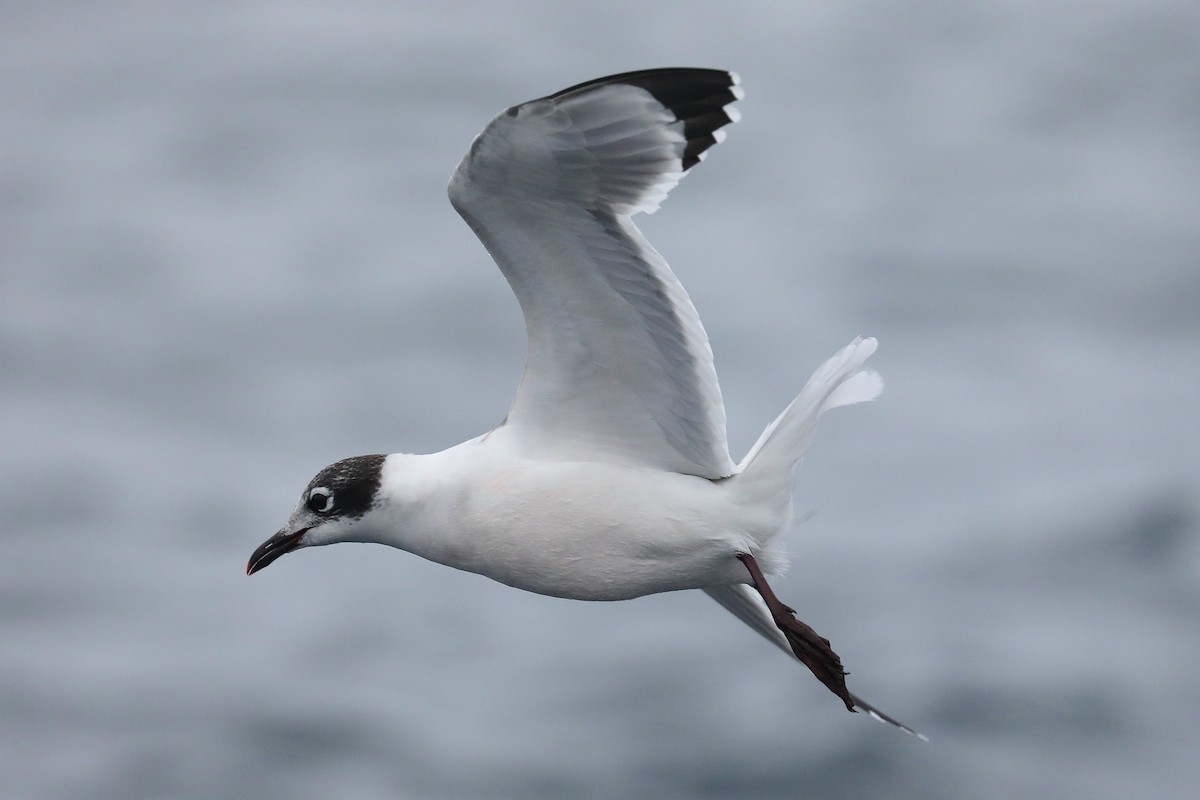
246,527 -> 310,575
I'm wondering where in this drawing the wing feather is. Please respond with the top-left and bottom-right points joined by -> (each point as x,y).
449,69 -> 742,477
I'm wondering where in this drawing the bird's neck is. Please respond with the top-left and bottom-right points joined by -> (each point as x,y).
369,446 -> 482,571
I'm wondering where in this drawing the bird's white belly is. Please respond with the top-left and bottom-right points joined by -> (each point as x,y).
427,459 -> 766,601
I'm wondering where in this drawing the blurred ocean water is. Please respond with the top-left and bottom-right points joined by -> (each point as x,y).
3,2 -> 1198,798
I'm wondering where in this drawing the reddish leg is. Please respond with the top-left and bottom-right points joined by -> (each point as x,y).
737,553 -> 855,712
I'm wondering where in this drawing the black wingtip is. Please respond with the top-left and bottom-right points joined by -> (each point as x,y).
548,68 -> 742,170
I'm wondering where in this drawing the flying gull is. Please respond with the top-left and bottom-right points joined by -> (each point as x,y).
248,68 -> 921,738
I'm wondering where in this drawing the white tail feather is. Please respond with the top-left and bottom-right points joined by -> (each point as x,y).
735,337 -> 881,497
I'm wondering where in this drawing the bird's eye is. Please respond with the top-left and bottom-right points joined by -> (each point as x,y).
307,488 -> 333,514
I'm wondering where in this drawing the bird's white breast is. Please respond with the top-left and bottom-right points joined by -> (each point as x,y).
372,439 -> 781,601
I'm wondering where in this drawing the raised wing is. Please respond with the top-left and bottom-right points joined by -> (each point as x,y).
448,68 -> 742,478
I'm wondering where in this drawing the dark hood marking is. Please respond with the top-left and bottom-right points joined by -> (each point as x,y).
307,453 -> 387,520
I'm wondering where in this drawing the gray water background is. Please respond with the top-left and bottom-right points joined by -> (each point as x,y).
3,2 -> 1199,798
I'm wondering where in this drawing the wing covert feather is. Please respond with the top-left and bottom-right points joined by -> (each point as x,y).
449,69 -> 742,477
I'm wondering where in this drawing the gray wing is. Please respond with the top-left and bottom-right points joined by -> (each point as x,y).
448,69 -> 742,478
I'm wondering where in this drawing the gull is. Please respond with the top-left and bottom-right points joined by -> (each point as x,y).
248,68 -> 920,737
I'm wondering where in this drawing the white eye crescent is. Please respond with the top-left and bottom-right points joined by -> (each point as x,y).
307,488 -> 334,514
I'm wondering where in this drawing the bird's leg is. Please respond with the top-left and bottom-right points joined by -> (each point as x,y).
737,553 -> 855,712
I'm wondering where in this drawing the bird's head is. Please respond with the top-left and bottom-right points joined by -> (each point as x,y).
247,454 -> 388,575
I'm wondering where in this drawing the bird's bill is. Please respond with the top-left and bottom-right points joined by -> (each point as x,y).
246,527 -> 310,575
